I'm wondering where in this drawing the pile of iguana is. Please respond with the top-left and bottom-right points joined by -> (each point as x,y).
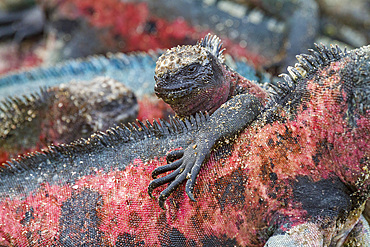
0,34 -> 368,245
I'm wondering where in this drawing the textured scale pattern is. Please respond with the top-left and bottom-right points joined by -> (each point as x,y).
155,34 -> 225,76
0,77 -> 138,164
0,41 -> 369,246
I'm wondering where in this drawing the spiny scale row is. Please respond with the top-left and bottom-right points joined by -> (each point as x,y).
0,88 -> 48,118
269,43 -> 346,101
1,113 -> 209,174
199,33 -> 225,61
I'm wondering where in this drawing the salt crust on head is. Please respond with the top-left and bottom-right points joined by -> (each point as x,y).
155,34 -> 225,77
155,45 -> 209,76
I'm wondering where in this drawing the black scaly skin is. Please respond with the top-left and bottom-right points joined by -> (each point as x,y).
149,42 -> 370,209
0,112 -> 208,198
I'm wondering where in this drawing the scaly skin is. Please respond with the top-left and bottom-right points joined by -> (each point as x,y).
0,44 -> 368,245
0,77 -> 138,164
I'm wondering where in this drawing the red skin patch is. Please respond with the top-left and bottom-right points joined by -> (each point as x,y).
137,96 -> 174,122
0,152 -> 9,166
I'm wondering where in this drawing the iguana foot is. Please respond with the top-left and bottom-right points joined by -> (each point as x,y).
149,140 -> 212,209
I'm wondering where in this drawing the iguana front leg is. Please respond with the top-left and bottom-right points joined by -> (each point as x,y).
148,93 -> 262,209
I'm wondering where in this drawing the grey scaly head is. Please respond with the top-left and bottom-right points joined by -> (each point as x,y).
154,34 -> 230,117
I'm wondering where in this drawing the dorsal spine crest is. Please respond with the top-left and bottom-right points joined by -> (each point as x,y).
198,33 -> 225,64
1,112 -> 209,174
268,43 -> 347,104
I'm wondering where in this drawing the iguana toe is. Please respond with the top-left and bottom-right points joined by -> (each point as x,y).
158,168 -> 190,209
166,149 -> 184,163
148,163 -> 184,198
151,158 -> 182,179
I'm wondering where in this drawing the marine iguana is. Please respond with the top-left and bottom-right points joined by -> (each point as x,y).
0,77 -> 138,164
0,43 -> 369,245
149,33 -> 269,204
149,35 -> 370,211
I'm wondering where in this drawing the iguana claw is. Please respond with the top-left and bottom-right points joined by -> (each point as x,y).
149,139 -> 212,208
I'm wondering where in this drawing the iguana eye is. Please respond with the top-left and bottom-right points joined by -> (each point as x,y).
188,64 -> 198,73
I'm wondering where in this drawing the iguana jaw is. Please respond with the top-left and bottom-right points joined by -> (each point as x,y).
154,79 -> 195,99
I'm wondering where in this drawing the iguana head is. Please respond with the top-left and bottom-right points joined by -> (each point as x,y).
154,34 -> 231,116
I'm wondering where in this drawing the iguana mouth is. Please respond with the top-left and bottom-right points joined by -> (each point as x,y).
154,84 -> 195,99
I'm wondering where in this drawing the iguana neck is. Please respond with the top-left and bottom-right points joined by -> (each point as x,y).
222,66 -> 268,103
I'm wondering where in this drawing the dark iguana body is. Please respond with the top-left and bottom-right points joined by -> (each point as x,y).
0,77 -> 137,164
150,39 -> 370,242
150,35 -> 370,210
0,42 -> 369,245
